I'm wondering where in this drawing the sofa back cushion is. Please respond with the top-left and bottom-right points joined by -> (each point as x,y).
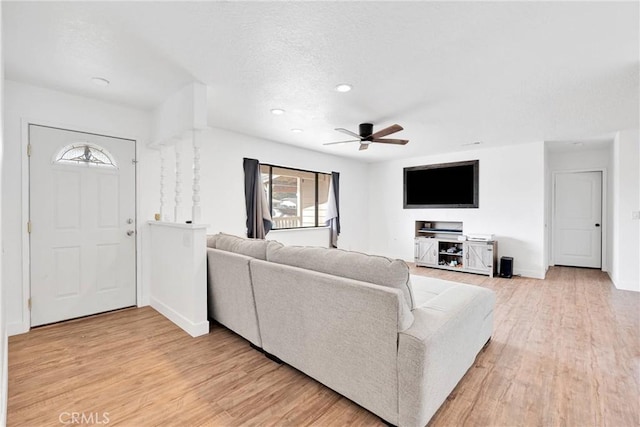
207,233 -> 268,260
266,241 -> 414,308
250,259 -> 411,424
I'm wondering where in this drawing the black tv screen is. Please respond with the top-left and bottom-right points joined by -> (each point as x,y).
403,160 -> 479,208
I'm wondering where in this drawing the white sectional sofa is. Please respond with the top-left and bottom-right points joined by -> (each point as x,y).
206,233 -> 496,427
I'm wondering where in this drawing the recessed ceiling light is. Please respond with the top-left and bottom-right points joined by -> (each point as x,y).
91,77 -> 110,87
291,128 -> 303,133
270,108 -> 285,115
335,84 -> 352,93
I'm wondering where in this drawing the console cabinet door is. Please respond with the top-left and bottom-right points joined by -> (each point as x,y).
415,239 -> 438,266
465,242 -> 494,274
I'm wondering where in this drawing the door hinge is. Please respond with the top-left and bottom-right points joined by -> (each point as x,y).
27,144 -> 32,157
27,221 -> 32,233
28,298 -> 32,310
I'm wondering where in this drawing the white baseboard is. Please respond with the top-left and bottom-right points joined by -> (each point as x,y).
150,297 -> 209,337
608,274 -> 640,292
516,268 -> 546,280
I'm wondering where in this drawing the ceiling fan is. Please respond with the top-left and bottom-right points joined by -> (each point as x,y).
323,123 -> 409,151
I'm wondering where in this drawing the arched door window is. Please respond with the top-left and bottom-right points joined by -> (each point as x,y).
54,143 -> 117,168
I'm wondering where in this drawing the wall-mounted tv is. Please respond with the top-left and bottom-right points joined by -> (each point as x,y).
403,160 -> 479,209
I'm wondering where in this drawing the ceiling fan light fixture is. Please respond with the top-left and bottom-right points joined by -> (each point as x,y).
270,108 -> 285,115
335,84 -> 352,93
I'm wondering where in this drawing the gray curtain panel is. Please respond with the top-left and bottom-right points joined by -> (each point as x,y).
325,171 -> 341,248
243,158 -> 272,239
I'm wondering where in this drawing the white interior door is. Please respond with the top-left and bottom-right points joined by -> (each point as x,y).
553,171 -> 602,268
30,125 -> 136,326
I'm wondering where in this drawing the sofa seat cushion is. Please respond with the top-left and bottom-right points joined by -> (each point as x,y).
207,233 -> 268,260
267,241 -> 414,308
398,278 -> 496,427
410,275 -> 463,307
410,276 -> 495,329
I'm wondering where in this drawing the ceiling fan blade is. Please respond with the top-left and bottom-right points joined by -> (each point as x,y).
323,139 -> 360,146
371,124 -> 403,139
372,138 -> 409,145
359,143 -> 369,151
335,128 -> 363,139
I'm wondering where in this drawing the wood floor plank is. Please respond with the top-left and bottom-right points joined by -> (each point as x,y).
7,266 -> 640,426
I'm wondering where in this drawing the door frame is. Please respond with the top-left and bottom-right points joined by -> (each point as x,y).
550,168 -> 607,271
18,117 -> 142,334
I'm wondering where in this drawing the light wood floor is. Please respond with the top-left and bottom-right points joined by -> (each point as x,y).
8,266 -> 640,426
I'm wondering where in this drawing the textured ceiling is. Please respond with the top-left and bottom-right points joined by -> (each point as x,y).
3,1 -> 639,162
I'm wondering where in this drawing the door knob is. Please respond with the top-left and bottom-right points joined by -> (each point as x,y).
595,223 -> 601,227
126,230 -> 135,236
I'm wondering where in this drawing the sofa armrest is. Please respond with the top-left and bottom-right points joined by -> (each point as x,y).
207,248 -> 262,346
397,285 -> 495,427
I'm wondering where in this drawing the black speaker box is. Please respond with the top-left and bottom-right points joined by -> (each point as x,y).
499,257 -> 513,278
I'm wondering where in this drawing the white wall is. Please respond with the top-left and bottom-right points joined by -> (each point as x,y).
151,82 -> 207,145
2,80 -> 159,335
610,129 -> 640,291
543,144 -> 550,272
547,146 -> 612,171
546,145 -> 612,271
148,223 -> 208,337
608,143 -> 615,285
368,141 -> 546,279
194,127 -> 370,252
0,1 -> 8,422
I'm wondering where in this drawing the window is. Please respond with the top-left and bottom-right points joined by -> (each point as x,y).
54,143 -> 117,168
260,164 -> 331,229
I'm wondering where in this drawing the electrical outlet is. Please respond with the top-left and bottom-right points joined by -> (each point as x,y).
632,211 -> 640,220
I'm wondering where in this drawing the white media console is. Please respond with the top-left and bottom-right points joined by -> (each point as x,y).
414,220 -> 498,277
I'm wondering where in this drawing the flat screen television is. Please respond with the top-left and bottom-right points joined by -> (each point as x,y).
403,160 -> 479,208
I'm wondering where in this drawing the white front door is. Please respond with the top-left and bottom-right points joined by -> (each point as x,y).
553,171 -> 602,268
29,125 -> 136,327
